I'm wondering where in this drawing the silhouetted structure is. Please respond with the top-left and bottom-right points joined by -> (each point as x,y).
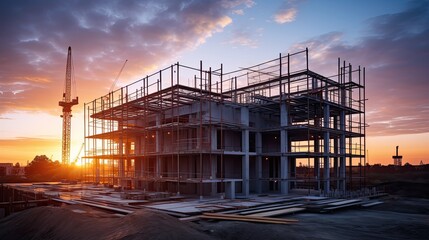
392,146 -> 403,166
59,47 -> 78,165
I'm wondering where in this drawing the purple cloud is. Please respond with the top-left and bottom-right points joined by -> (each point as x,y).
273,0 -> 299,24
291,1 -> 429,136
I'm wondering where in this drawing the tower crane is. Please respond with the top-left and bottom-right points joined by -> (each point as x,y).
59,46 -> 78,165
109,59 -> 128,92
73,143 -> 85,165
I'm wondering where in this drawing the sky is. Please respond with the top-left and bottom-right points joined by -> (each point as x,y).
0,0 -> 428,166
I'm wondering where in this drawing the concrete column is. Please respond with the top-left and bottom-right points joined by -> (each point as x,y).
188,128 -> 193,151
134,138 -> 141,179
225,181 -> 236,199
340,83 -> 347,191
211,127 -> 217,151
334,138 -> 339,190
210,127 -> 218,195
155,115 -> 161,191
155,115 -> 161,152
290,156 -> 296,189
280,102 -> 289,194
339,111 -> 346,191
118,123 -> 124,182
241,107 -> 249,197
323,104 -> 330,193
255,132 -> 262,193
196,126 -> 201,150
125,142 -> 131,176
134,158 -> 141,189
314,139 -> 320,190
211,155 -> 217,195
280,131 -> 289,194
95,159 -> 100,183
333,116 -> 339,190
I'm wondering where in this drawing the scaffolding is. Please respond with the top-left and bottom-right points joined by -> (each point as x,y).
83,49 -> 366,198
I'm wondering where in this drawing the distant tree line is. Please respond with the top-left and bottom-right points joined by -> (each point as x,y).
0,155 -> 81,183
24,155 -> 81,182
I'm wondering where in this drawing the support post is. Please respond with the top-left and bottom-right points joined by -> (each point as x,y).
323,104 -> 330,193
155,114 -> 161,191
339,111 -> 346,191
255,131 -> 262,193
241,107 -> 250,197
211,127 -> 218,195
280,102 -> 289,194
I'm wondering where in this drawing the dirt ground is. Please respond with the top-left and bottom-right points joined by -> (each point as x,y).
0,196 -> 428,240
0,205 -> 213,240
199,196 -> 429,240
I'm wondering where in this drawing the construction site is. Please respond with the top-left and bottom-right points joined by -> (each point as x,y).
2,48 -> 429,240
82,49 -> 366,199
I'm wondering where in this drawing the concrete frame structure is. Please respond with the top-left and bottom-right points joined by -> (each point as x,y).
84,49 -> 366,198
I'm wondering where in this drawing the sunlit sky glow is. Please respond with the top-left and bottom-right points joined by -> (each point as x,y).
0,0 -> 428,166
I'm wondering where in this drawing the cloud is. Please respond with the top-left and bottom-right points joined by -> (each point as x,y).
290,1 -> 429,136
233,9 -> 244,15
227,0 -> 255,16
273,0 -> 298,24
226,27 -> 261,48
221,0 -> 255,9
0,0 -> 250,116
274,8 -> 297,24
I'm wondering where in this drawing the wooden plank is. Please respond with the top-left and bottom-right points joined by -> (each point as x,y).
300,196 -> 328,201
202,212 -> 298,225
368,193 -> 388,199
179,215 -> 201,222
201,215 -> 293,225
203,212 -> 298,221
239,204 -> 303,215
311,199 -> 346,205
327,199 -> 361,206
248,207 -> 305,217
220,201 -> 301,215
361,201 -> 383,207
323,202 -> 362,211
73,200 -> 134,214
51,198 -> 77,205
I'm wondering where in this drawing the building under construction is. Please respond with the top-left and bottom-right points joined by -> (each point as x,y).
83,49 -> 366,198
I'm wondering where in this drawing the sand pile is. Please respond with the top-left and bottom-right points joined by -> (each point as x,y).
0,206 -> 213,240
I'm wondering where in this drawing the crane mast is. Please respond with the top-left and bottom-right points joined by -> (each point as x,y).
59,46 -> 78,165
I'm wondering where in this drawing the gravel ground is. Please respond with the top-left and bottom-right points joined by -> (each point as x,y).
0,197 -> 428,240
198,197 -> 429,240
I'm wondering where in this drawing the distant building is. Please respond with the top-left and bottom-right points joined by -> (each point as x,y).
0,163 -> 25,176
0,163 -> 13,176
